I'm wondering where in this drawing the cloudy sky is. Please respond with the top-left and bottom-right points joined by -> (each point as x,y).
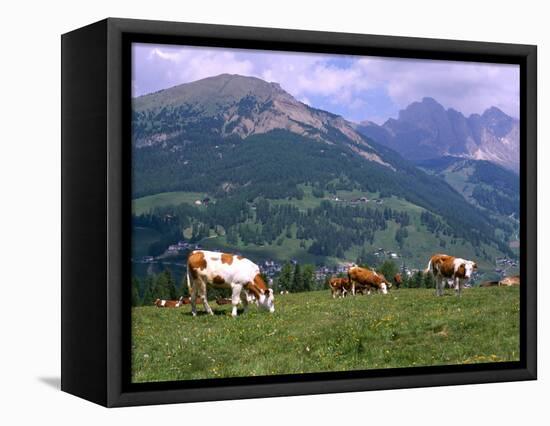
132,43 -> 519,124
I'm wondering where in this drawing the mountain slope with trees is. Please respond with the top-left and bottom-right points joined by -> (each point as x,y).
131,74 -> 517,277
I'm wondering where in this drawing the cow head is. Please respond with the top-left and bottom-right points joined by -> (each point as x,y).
379,273 -> 391,294
464,260 -> 477,279
258,288 -> 275,313
379,280 -> 391,294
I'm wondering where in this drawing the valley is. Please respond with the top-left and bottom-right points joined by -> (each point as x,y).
130,73 -> 520,289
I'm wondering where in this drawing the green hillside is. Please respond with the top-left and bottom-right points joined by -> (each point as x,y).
418,156 -> 519,253
133,191 -> 208,216
134,131 -> 512,258
131,75 -> 518,279
132,287 -> 520,383
132,186 -> 507,278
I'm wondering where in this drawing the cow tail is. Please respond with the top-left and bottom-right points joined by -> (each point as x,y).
186,262 -> 192,290
424,259 -> 432,275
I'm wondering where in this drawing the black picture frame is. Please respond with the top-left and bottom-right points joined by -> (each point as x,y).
61,17 -> 537,407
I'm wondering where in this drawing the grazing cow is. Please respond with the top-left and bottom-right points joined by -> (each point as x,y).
499,275 -> 520,287
187,250 -> 275,317
348,265 -> 391,295
394,273 -> 403,289
328,277 -> 350,298
424,254 -> 477,296
153,296 -> 184,308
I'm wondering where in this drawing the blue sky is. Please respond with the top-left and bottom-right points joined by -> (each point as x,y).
132,43 -> 519,124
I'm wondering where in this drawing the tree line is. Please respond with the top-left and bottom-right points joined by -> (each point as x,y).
132,270 -> 179,307
133,196 -> 413,260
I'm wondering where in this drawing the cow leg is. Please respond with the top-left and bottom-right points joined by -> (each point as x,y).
452,277 -> 459,296
197,280 -> 213,315
455,278 -> 462,297
231,285 -> 243,317
239,287 -> 250,316
352,281 -> 356,296
438,277 -> 444,296
202,294 -> 214,315
435,276 -> 442,296
190,283 -> 198,316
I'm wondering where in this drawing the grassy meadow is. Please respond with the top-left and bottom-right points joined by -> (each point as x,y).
131,286 -> 520,383
132,191 -> 208,216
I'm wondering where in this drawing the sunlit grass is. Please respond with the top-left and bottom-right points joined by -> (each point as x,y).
131,287 -> 519,383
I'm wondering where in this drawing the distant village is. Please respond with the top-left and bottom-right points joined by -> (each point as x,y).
136,240 -> 408,283
136,228 -> 518,282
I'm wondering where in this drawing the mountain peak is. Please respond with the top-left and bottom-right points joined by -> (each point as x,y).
134,73 -> 288,114
397,96 -> 446,120
479,105 -> 517,140
481,106 -> 509,120
132,74 -> 383,162
420,96 -> 441,106
356,98 -> 519,172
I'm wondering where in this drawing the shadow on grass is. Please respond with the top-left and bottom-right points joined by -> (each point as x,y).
188,309 -> 242,317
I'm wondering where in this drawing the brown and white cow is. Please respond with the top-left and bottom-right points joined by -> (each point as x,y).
394,273 -> 403,289
348,265 -> 391,295
186,250 -> 275,317
328,277 -> 350,298
153,296 -> 184,308
499,275 -> 520,287
424,254 -> 477,296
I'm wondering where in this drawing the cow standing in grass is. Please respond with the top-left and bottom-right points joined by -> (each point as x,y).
394,273 -> 403,289
186,250 -> 275,317
424,254 -> 477,297
348,265 -> 391,295
329,277 -> 350,298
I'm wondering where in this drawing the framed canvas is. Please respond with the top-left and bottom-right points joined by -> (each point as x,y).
61,18 -> 537,407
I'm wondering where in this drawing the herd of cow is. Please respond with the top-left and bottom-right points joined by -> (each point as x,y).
149,250 -> 482,317
330,253 -> 477,298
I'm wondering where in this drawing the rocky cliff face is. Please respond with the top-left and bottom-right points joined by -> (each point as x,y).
355,98 -> 519,172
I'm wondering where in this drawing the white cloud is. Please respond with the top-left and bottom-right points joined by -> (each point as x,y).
133,44 -> 256,95
357,57 -> 520,118
133,44 -> 520,120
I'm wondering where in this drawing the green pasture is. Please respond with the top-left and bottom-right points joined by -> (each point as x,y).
132,287 -> 519,383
